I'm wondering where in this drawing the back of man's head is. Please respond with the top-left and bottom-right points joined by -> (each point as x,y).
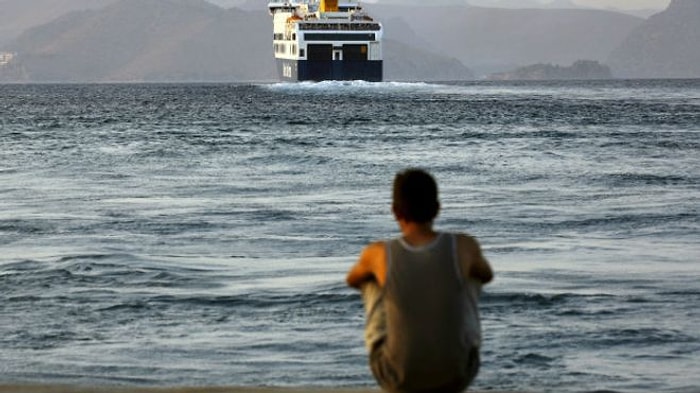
392,168 -> 439,223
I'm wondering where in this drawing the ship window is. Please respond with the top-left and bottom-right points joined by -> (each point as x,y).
343,44 -> 368,61
292,33 -> 296,40
304,33 -> 376,41
300,49 -> 305,57
307,44 -> 333,61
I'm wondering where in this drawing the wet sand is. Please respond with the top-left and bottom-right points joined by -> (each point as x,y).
0,386 -> 525,393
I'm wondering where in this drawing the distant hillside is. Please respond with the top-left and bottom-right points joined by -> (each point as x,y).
0,0 -> 117,46
204,0 -> 243,8
467,0 -> 667,18
466,0 -> 544,7
380,15 -> 473,80
489,60 -> 612,80
369,5 -> 643,76
0,0 -> 474,82
470,0 -> 581,9
3,0 -> 276,82
607,0 -> 700,78
384,39 -> 474,81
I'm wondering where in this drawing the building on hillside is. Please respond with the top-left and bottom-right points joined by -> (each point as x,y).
0,52 -> 16,66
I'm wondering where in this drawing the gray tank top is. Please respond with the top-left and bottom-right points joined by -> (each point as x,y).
383,232 -> 482,389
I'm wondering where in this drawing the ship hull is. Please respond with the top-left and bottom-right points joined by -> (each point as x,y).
276,59 -> 382,82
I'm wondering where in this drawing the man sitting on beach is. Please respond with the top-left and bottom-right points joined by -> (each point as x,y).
347,168 -> 494,393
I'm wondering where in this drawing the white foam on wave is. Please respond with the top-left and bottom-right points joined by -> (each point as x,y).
264,80 -> 700,102
97,142 -> 144,156
261,80 -> 442,94
262,80 -> 603,99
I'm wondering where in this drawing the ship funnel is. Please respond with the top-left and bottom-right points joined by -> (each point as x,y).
319,0 -> 338,12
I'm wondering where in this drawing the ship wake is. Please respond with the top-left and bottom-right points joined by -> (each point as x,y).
263,80 -> 438,94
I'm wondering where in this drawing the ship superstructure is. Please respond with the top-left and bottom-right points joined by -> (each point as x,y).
268,0 -> 383,81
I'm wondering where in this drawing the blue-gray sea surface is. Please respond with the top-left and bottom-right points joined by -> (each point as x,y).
1,80 -> 699,393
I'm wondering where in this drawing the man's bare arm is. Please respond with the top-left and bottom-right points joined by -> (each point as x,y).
457,234 -> 494,284
346,242 -> 386,288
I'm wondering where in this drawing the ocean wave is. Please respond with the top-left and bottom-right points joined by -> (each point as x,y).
599,173 -> 697,187
138,290 -> 359,311
482,291 -> 616,309
2,258 -> 357,309
0,255 -> 220,295
262,80 -> 436,95
2,81 -> 699,392
586,327 -> 696,348
0,219 -> 57,235
0,167 -> 20,175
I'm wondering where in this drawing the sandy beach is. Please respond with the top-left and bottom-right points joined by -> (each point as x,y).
0,386 -> 526,393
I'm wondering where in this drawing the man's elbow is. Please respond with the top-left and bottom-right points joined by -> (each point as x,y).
347,271 -> 374,289
346,273 -> 363,289
472,263 -> 494,284
480,264 -> 494,284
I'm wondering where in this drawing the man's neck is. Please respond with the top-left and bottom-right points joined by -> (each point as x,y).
399,221 -> 437,247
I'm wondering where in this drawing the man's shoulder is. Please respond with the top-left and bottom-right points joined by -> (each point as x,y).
451,232 -> 493,284
451,232 -> 480,247
363,240 -> 387,256
451,232 -> 484,260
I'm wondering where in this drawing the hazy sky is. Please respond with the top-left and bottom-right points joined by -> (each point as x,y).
565,0 -> 671,9
362,0 -> 672,10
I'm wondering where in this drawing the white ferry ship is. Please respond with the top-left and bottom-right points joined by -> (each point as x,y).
268,0 -> 383,81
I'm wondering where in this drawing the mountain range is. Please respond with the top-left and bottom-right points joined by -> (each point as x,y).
372,5 -> 642,75
0,0 -> 698,81
4,0 -> 277,81
0,0 -> 475,82
608,0 -> 700,78
0,0 -> 117,46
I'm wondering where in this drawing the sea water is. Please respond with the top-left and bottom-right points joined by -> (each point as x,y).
0,80 -> 698,393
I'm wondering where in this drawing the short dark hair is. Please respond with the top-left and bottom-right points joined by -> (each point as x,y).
392,168 -> 439,223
